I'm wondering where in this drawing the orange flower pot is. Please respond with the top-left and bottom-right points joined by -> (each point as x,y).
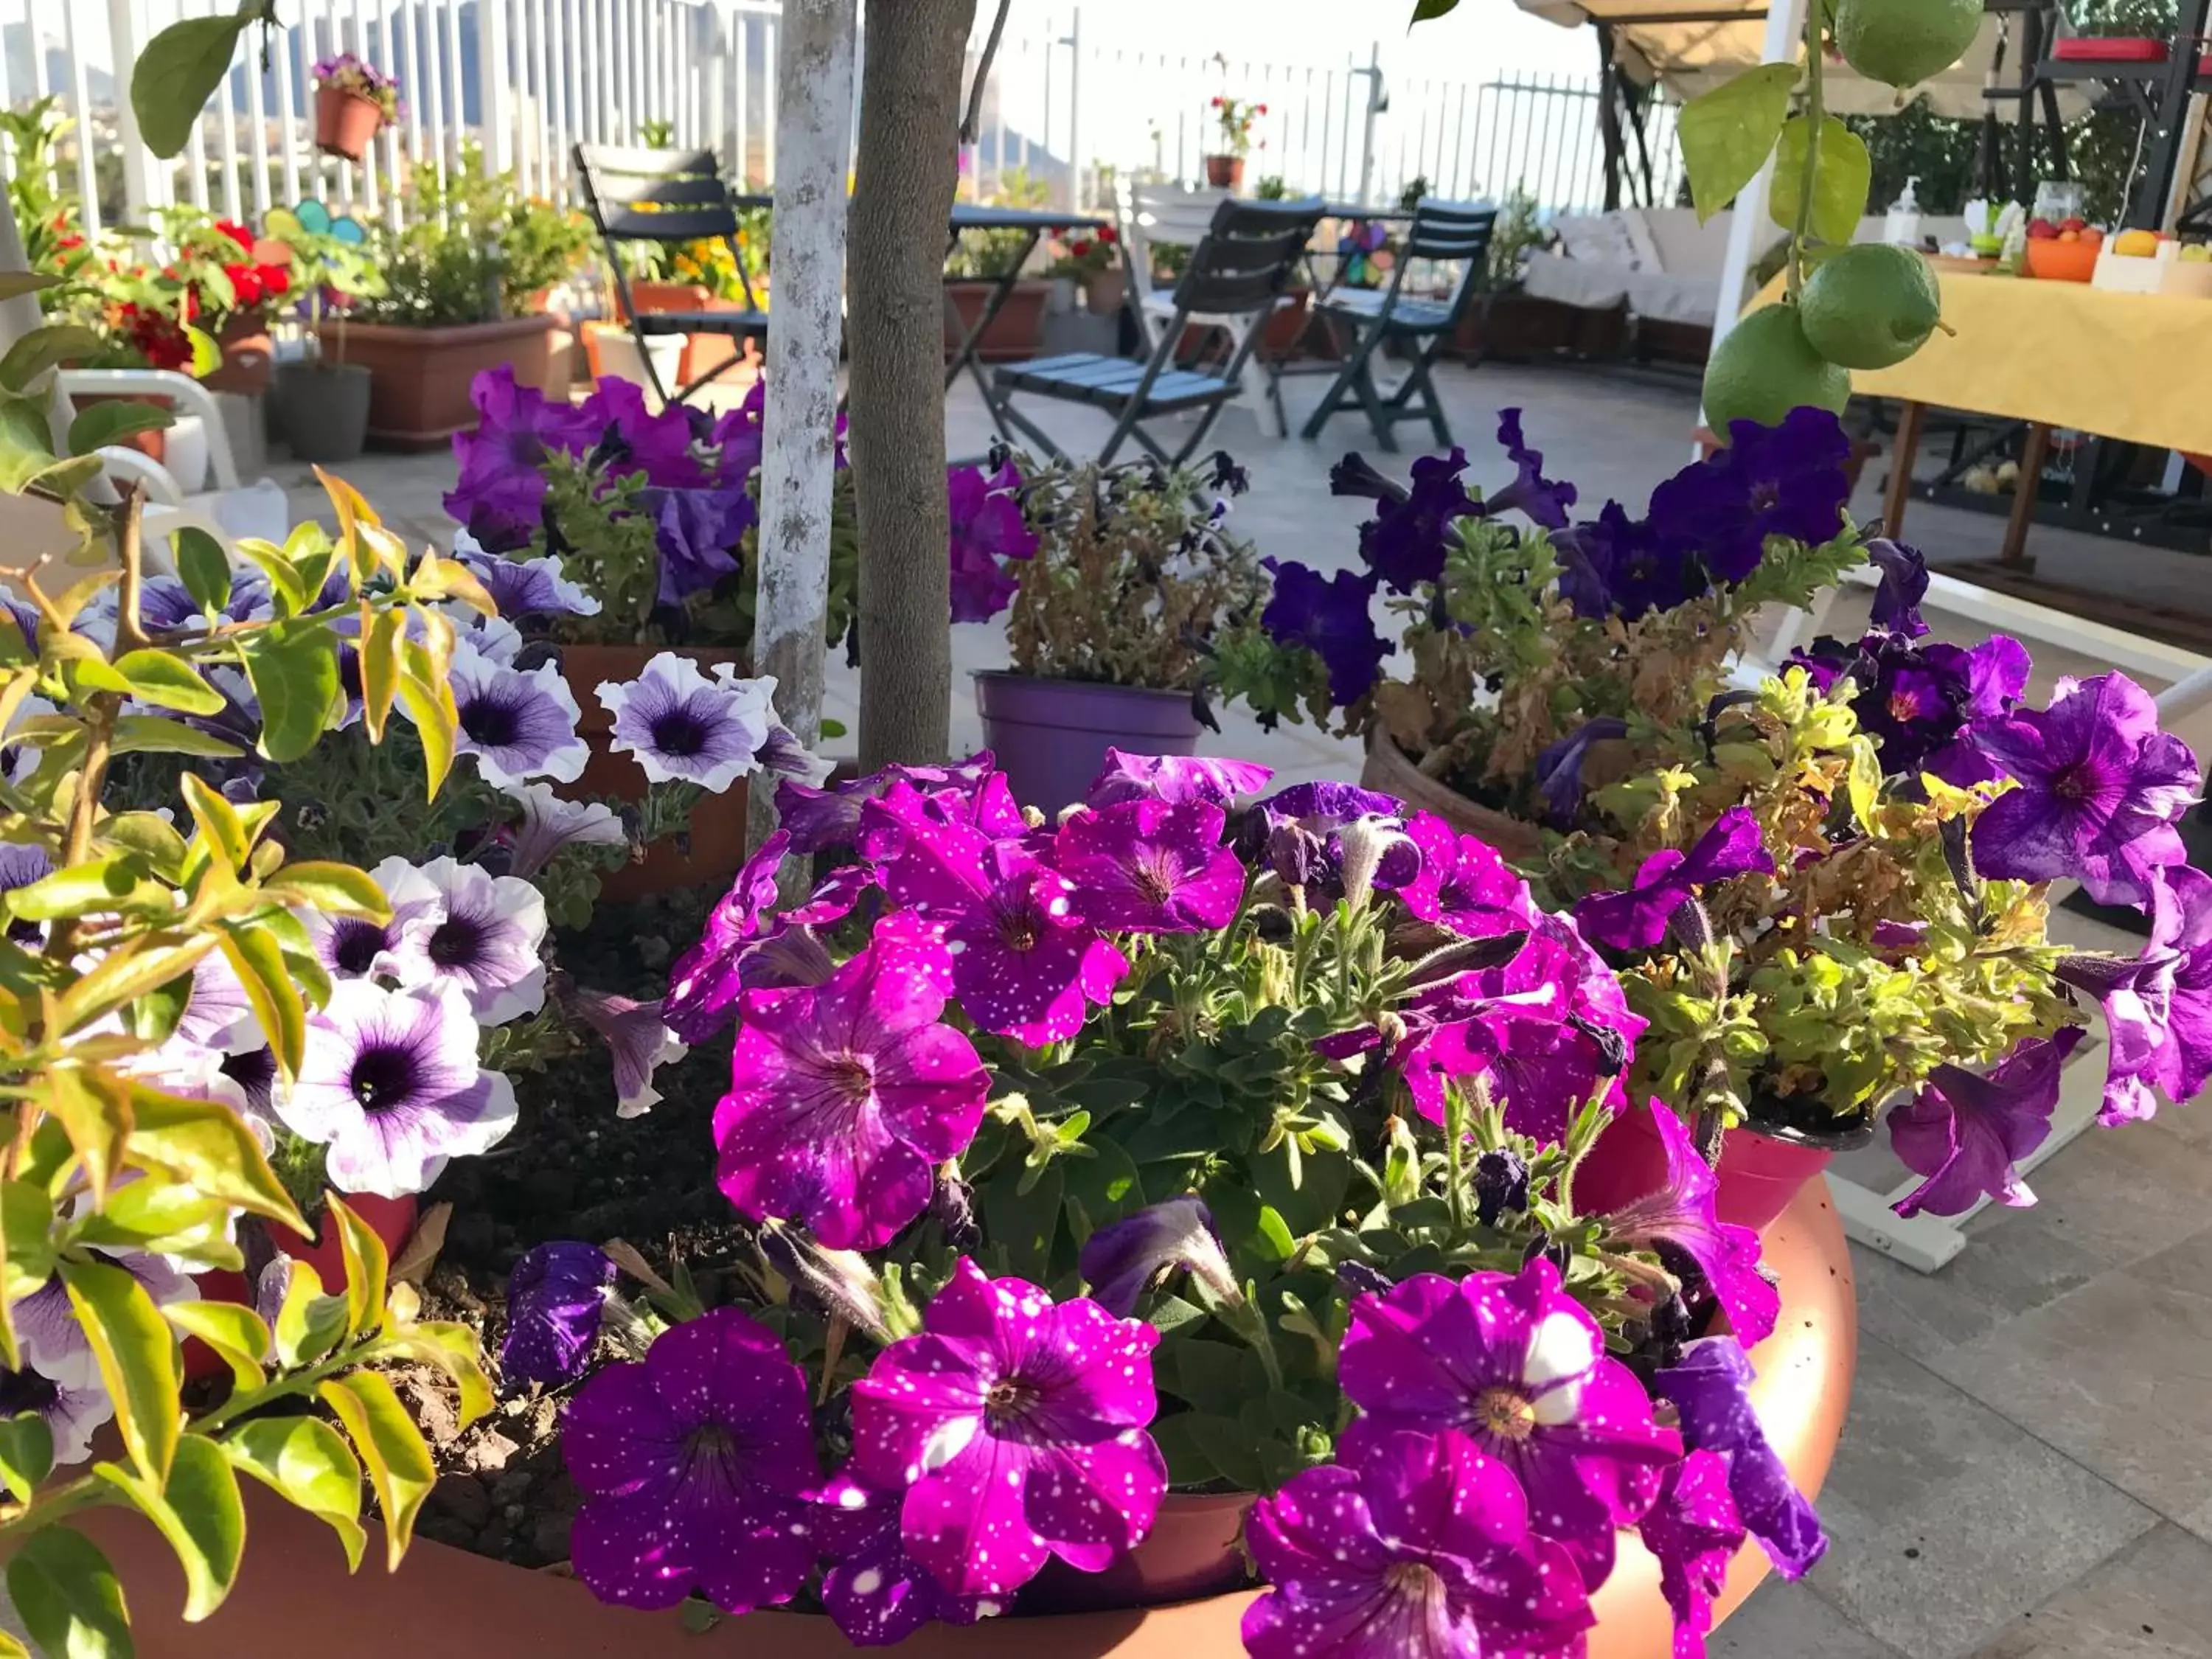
315,84 -> 385,161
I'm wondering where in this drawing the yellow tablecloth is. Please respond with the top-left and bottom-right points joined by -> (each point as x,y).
1752,271 -> 2212,457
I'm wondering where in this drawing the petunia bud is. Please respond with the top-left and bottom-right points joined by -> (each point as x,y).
1473,1149 -> 1531,1228
1079,1197 -> 1241,1317
1335,1259 -> 1395,1300
756,1219 -> 893,1341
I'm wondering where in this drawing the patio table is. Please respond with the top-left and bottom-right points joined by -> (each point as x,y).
945,204 -> 1112,446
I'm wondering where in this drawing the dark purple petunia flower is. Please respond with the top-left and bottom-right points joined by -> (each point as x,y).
1259,558 -> 1393,710
947,462 -> 1037,625
1647,408 -> 1851,584
1962,672 -> 2202,907
1053,799 -> 1245,934
1483,408 -> 1578,532
563,1306 -> 821,1613
1641,1449 -> 1745,1659
1599,1102 -> 1779,1346
663,832 -> 790,1043
1888,1029 -> 2086,1217
577,378 -> 703,490
1241,1427 -> 1594,1659
2062,863 -> 2212,1124
1085,749 -> 1275,810
1575,809 -> 1774,953
849,1258 -> 1166,1599
445,367 -> 601,551
1865,539 -> 1931,636
1793,629 -> 2032,779
1244,781 -> 1425,903
502,1242 -> 616,1388
1338,1259 -> 1682,1587
637,485 -> 750,605
1341,446 -> 1476,594
1657,1336 -> 1826,1580
1532,717 -> 1630,826
1078,1195 -> 1239,1317
713,933 -> 988,1250
811,1470 -> 995,1644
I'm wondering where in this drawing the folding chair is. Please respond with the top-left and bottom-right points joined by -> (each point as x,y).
573,143 -> 768,407
992,195 -> 1324,467
1299,198 -> 1497,453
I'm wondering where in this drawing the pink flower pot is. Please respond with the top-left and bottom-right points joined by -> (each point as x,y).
1572,1099 -> 1868,1233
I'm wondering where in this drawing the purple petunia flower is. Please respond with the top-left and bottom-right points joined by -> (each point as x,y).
1338,445 -> 1476,594
849,1257 -> 1166,1599
1052,799 -> 1245,934
1084,749 -> 1275,810
1242,1426 -> 1594,1659
1078,1195 -> 1239,1316
276,980 -> 518,1198
383,856 -> 549,1026
713,936 -> 988,1250
1394,813 -> 1539,938
299,853 -> 440,983
1647,408 -> 1851,584
663,832 -> 790,1043
445,368 -> 599,551
499,782 -> 627,880
502,1242 -> 616,1388
571,988 -> 689,1119
1484,409 -> 1579,532
1245,782 -> 1423,903
1962,672 -> 2202,906
1531,717 -> 1630,827
1794,629 -> 2032,779
947,462 -> 1037,625
1575,808 -> 1774,953
1888,1029 -> 2086,1217
1640,1449 -> 1745,1659
1338,1258 -> 1681,1587
454,546 -> 603,621
2062,863 -> 2212,1124
136,571 -> 274,636
15,1251 -> 196,1392
812,1470 -> 997,1644
639,485 -> 751,606
443,645 -> 590,791
563,1306 -> 821,1613
774,754 -> 1011,857
1259,559 -> 1392,709
597,653 -> 776,795
1656,1336 -> 1826,1581
1554,501 -> 1705,622
576,377 -> 703,490
1599,1102 -> 1779,1346
1865,539 -> 1931,636
0,1365 -> 114,1468
174,946 -> 262,1054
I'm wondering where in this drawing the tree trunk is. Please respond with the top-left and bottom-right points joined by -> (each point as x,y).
848,0 -> 976,771
748,0 -> 857,860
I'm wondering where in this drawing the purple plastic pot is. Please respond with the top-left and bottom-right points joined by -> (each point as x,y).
974,670 -> 1203,813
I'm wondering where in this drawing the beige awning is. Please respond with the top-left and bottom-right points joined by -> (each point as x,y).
1513,1 -> 2089,123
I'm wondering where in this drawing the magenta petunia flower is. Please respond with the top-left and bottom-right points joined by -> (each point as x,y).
775,754 -> 1012,856
1396,813 -> 1537,939
1887,1028 -> 2085,1218
1655,1336 -> 1826,1580
1598,1102 -> 1778,1347
2062,863 -> 2212,1124
1085,749 -> 1275,810
812,1470 -> 998,1645
563,1306 -> 821,1613
664,832 -> 791,1043
1241,1426 -> 1594,1659
1052,799 -> 1245,934
1640,1450 -> 1745,1659
849,1258 -> 1166,1599
946,462 -> 1036,624
1965,672 -> 2202,906
1338,1259 -> 1681,1587
1078,1196 -> 1239,1317
1574,808 -> 1774,953
713,937 -> 988,1250
502,1241 -> 616,1388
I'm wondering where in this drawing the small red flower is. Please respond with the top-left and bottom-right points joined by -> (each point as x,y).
257,262 -> 291,298
218,220 -> 255,252
1097,226 -> 1118,246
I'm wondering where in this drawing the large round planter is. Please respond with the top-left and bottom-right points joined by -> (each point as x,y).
558,641 -> 751,901
943,280 -> 1051,363
342,316 -> 560,450
1360,730 -> 1545,866
1203,154 -> 1245,189
1573,1098 -> 1879,1232
205,308 -> 276,396
271,361 -> 372,463
315,84 -> 385,161
973,671 -> 1203,815
84,1183 -> 1853,1658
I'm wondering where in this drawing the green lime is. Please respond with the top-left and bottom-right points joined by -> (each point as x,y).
1798,243 -> 1942,369
1703,305 -> 1853,436
1833,0 -> 1982,88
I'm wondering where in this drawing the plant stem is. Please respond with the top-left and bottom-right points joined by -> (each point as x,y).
1444,1082 -> 1472,1233
1785,6 -> 1827,302
114,485 -> 150,653
0,1474 -> 111,1558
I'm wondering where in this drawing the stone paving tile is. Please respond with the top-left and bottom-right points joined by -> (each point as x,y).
1806,1335 -> 2157,1659
1712,1579 -> 1907,1659
1965,1526 -> 2212,1659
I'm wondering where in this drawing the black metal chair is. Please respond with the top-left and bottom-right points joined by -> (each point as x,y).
1300,199 -> 1498,453
573,143 -> 769,406
991,195 -> 1325,467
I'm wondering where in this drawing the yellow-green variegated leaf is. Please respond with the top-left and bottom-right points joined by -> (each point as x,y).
127,1083 -> 305,1233
319,1372 -> 436,1571
38,1063 -> 134,1200
223,1416 -> 367,1571
62,1256 -> 181,1481
6,1528 -> 131,1659
324,1194 -> 390,1341
217,925 -> 305,1079
164,1300 -> 270,1394
272,1258 -> 349,1368
93,1434 -> 246,1621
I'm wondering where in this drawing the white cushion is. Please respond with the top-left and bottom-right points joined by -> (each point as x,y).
1627,269 -> 1718,327
1521,250 -> 1630,310
1553,211 -> 1646,271
1638,208 -> 1740,280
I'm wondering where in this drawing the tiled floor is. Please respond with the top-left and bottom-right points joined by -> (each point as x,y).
254,354 -> 2212,1658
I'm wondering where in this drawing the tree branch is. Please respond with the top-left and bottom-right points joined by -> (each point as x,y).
961,0 -> 1014,146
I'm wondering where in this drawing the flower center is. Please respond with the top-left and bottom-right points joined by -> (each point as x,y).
1132,851 -> 1179,906
1382,1561 -> 1446,1614
1475,1385 -> 1537,1442
0,1366 -> 58,1417
428,914 -> 489,969
220,1046 -> 277,1106
2053,764 -> 2093,803
460,696 -> 522,748
1749,479 -> 1780,513
826,1054 -> 874,1107
649,708 -> 710,758
984,1377 -> 1040,1427
330,917 -> 389,975
995,900 -> 1040,953
349,1044 -> 420,1113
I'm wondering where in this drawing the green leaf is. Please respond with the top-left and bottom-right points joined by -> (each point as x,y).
175,528 -> 233,615
1770,115 -> 1872,247
101,812 -> 190,881
67,401 -> 174,456
58,938 -> 216,1040
1410,0 -> 1460,15
132,12 -> 250,159
128,1086 -> 306,1232
983,1158 -> 1065,1284
264,860 -> 390,920
62,1256 -> 181,1481
7,1528 -> 132,1659
38,1065 -> 135,1199
0,394 -> 54,494
0,1411 -> 53,1502
70,1180 -> 239,1267
110,715 -> 245,759
0,1181 -> 56,1349
1677,62 -> 1799,222
236,622 -> 339,763
219,925 -> 306,1079
163,1301 -> 270,1394
0,325 -> 105,393
223,1416 -> 366,1572
110,650 -> 225,715
178,773 -> 250,871
394,645 -> 456,797
4,856 -> 142,922
0,273 -> 60,300
319,1372 -> 436,1571
327,1194 -> 390,1340
94,1435 -> 246,1621
370,1321 -> 493,1431
233,538 -> 309,616
272,1258 -> 349,1368
184,325 -> 221,380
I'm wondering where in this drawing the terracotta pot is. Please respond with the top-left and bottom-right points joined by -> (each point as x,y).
1360,729 -> 1545,866
342,316 -> 560,450
622,281 -> 762,388
71,391 -> 169,465
942,279 -> 1051,362
315,83 -> 385,161
1203,154 -> 1245,189
205,307 -> 275,396
1572,1098 -> 1878,1232
1022,1493 -> 1253,1614
557,641 -> 751,900
973,671 -> 1203,815
186,1194 -> 420,1380
1083,269 -> 1127,318
83,1183 -> 1854,1658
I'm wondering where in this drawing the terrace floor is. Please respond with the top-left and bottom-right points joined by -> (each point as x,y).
254,355 -> 2212,1659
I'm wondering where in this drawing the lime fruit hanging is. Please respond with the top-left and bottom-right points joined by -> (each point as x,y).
1703,304 -> 1853,436
1833,0 -> 1983,89
1798,243 -> 1943,370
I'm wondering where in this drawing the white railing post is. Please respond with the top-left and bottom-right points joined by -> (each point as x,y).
107,0 -> 160,228
480,0 -> 514,174
1064,7 -> 1082,212
1355,41 -> 1383,206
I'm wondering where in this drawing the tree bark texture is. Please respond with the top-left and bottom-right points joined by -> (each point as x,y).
849,0 -> 976,771
748,0 -> 856,859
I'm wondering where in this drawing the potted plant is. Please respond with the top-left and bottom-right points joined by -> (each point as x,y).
1206,91 -> 1265,189
956,451 -> 1262,812
619,206 -> 770,388
270,222 -> 387,462
1214,408 -> 1870,859
944,170 -> 1054,363
313,52 -> 400,161
1046,225 -> 1121,318
344,146 -> 589,447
